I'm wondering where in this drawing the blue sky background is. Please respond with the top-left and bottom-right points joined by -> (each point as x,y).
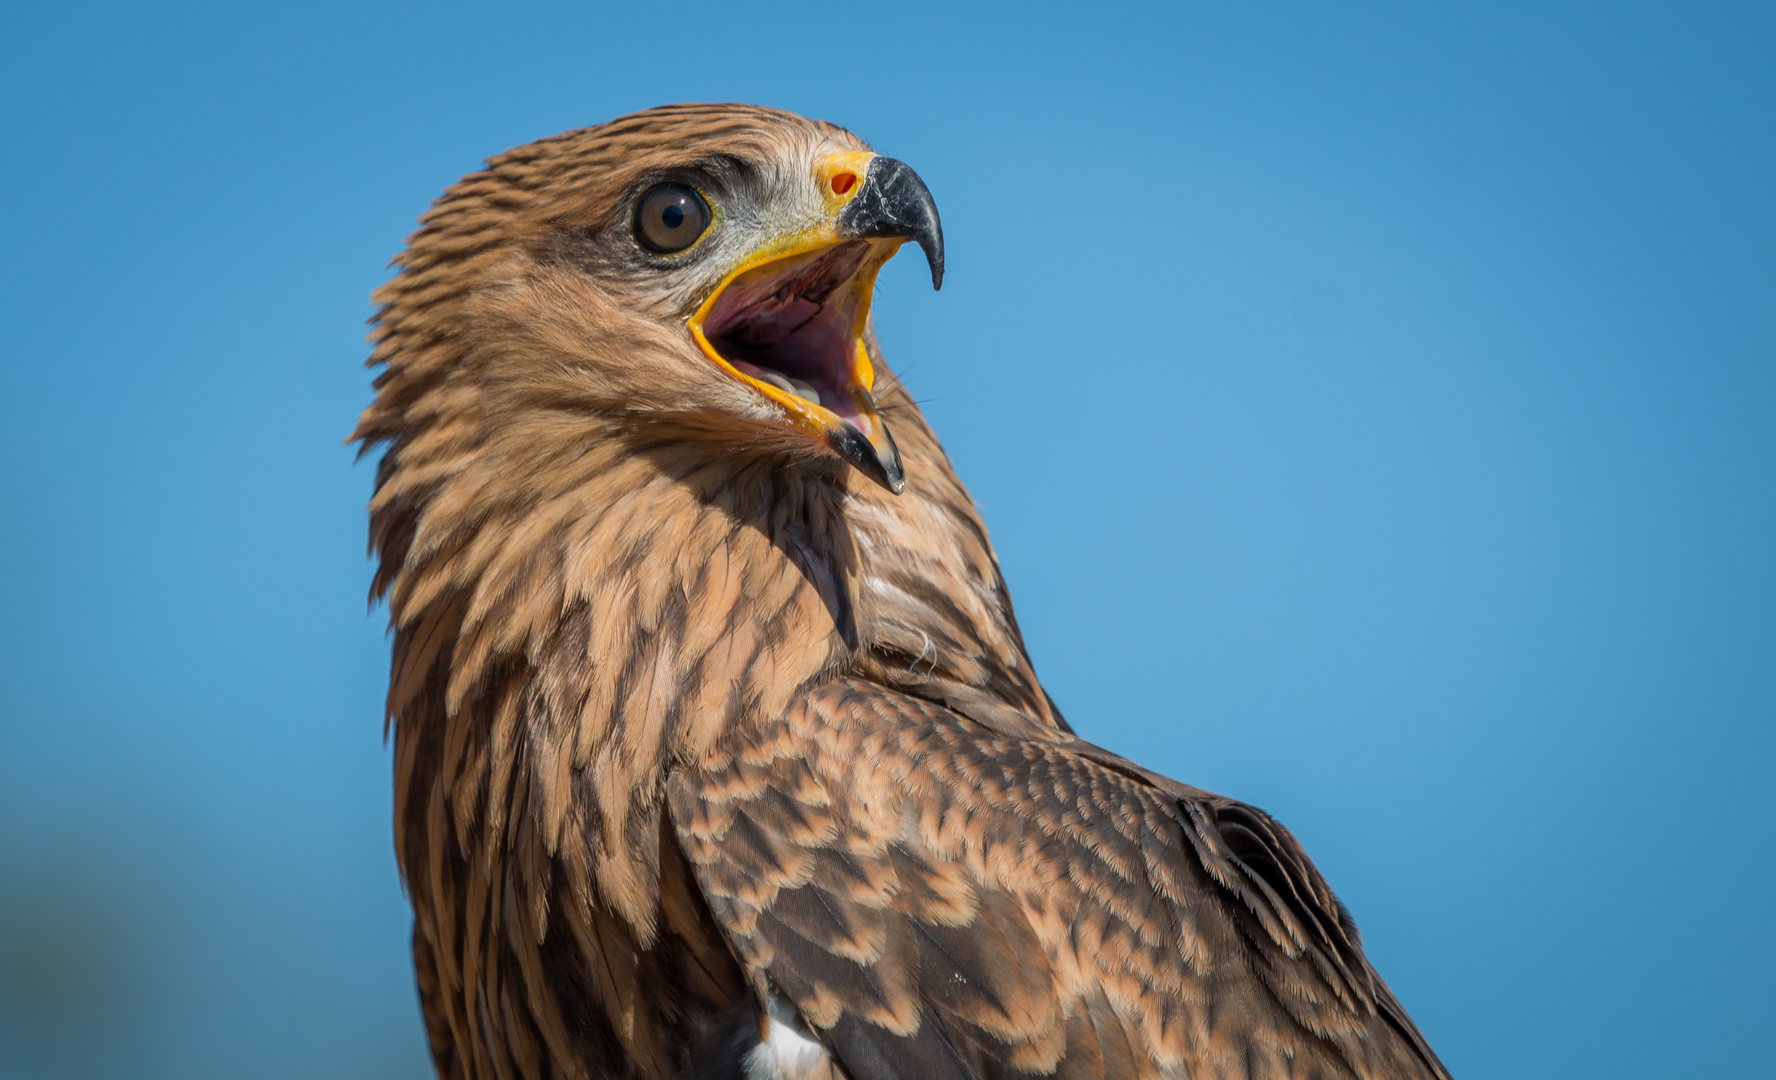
0,2 -> 1770,1078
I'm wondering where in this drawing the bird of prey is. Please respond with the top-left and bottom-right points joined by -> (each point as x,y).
355,104 -> 1449,1080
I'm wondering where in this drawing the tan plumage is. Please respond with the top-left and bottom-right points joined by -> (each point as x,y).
356,103 -> 1449,1080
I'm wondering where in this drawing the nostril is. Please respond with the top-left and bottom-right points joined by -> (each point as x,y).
830,172 -> 856,195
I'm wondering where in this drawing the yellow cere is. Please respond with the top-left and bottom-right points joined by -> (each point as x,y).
816,150 -> 877,206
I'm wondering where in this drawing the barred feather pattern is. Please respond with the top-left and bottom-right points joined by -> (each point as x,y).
672,682 -> 1446,1080
356,104 -> 1446,1080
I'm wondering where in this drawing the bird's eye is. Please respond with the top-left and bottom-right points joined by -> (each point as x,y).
634,183 -> 711,254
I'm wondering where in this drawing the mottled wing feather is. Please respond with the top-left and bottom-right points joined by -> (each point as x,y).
669,679 -> 1448,1080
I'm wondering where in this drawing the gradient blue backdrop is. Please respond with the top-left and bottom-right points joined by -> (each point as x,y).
1,3 -> 1770,1078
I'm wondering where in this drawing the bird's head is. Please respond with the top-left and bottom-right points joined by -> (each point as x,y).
360,104 -> 942,495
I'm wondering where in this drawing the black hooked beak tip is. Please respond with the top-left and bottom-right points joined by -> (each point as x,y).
837,156 -> 945,290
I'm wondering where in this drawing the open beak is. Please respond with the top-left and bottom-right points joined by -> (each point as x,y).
688,153 -> 943,495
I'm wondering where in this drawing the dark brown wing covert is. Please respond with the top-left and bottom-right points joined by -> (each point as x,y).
667,679 -> 1449,1080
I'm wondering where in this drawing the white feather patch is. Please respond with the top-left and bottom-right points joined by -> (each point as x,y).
742,991 -> 834,1080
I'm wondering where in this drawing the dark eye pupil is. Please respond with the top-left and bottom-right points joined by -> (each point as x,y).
635,183 -> 710,253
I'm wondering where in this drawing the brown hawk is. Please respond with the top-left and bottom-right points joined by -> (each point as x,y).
354,103 -> 1449,1080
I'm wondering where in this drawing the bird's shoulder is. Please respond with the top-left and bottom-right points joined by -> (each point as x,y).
666,677 -> 1448,1080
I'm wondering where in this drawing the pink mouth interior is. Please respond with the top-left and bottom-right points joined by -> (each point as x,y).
700,241 -> 873,420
